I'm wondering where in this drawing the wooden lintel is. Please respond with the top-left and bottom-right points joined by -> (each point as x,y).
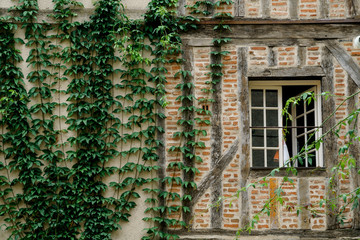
248,66 -> 324,78
186,38 -> 318,47
190,138 -> 239,206
183,23 -> 360,40
194,19 -> 360,25
325,40 -> 360,88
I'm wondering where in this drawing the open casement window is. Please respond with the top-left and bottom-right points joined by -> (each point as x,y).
249,81 -> 323,168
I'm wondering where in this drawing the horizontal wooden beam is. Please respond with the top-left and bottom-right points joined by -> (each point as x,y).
183,24 -> 360,40
194,19 -> 360,25
248,66 -> 325,77
169,229 -> 360,239
186,38 -> 318,47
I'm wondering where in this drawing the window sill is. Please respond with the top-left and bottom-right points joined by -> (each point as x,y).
249,167 -> 327,178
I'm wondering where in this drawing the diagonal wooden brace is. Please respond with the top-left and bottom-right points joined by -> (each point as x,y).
190,138 -> 240,206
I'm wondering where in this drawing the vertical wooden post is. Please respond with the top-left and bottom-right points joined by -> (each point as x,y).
353,0 -> 360,18
319,0 -> 329,19
299,178 -> 311,229
262,0 -> 271,18
235,0 -> 245,17
268,46 -> 276,67
182,41 -> 195,227
289,0 -> 299,19
269,178 -> 279,229
238,47 -> 251,228
321,47 -> 339,230
210,45 -> 223,229
298,46 -> 307,67
348,77 -> 360,229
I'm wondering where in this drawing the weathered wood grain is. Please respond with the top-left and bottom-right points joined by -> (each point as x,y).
183,23 -> 360,40
354,0 -> 360,18
186,38 -> 318,47
182,41 -> 195,226
325,40 -> 360,89
210,45 -> 223,229
289,0 -> 299,19
262,0 -> 270,18
235,0 -> 245,17
347,77 -> 360,229
319,0 -> 329,19
299,178 -> 311,229
321,47 -> 339,230
169,229 -> 360,238
238,47 -> 250,228
248,66 -> 324,77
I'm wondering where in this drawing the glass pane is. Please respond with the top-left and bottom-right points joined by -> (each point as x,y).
266,110 -> 278,126
252,150 -> 264,167
266,90 -> 277,107
307,111 -> 315,127
307,98 -> 315,111
252,109 -> 264,127
296,116 -> 304,135
267,130 -> 278,147
252,129 -> 264,147
251,90 -> 263,107
297,135 -> 305,153
307,151 -> 316,167
296,101 -> 304,115
267,149 -> 279,167
297,156 -> 305,167
306,133 -> 316,150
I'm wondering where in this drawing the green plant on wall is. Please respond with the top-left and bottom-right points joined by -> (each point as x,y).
0,0 -> 206,239
1,0 -> 360,239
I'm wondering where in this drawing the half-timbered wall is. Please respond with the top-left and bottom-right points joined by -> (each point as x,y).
1,0 -> 360,239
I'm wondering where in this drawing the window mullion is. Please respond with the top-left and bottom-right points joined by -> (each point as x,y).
264,90 -> 267,168
279,87 -> 283,167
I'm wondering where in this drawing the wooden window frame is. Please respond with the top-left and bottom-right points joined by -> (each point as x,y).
249,80 -> 323,168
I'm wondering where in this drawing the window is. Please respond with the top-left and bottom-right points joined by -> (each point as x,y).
249,81 -> 323,168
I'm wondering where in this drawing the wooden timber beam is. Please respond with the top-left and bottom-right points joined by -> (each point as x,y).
183,24 -> 360,40
194,19 -> 360,25
210,45 -> 223,229
248,66 -> 324,78
190,138 -> 240,206
325,40 -> 360,88
169,229 -> 360,238
321,47 -> 339,230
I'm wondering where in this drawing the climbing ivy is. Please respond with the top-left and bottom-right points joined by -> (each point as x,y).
0,0 -> 234,239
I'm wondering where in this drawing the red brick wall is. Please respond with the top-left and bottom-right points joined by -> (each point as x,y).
270,0 -> 289,18
299,0 -> 319,19
193,47 -> 212,229
329,0 -> 348,18
186,0 -> 354,19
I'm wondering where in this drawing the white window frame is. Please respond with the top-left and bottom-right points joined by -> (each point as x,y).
249,80 -> 323,168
